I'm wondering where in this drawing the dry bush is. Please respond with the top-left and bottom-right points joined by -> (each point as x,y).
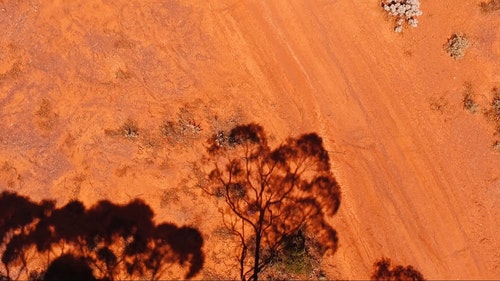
480,0 -> 500,13
382,0 -> 423,32
444,34 -> 469,60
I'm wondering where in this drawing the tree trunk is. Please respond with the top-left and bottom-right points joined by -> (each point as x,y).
252,232 -> 261,281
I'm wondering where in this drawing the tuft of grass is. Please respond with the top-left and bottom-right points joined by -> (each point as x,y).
444,34 -> 469,60
120,119 -> 139,139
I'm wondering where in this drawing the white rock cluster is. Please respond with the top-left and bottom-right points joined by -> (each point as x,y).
382,0 -> 423,32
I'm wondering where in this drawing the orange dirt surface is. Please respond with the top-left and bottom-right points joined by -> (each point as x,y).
1,0 -> 499,280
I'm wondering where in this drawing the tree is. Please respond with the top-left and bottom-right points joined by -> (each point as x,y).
202,123 -> 341,281
371,257 -> 426,281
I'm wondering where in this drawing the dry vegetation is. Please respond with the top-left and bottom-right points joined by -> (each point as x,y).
462,82 -> 479,113
484,88 -> 500,138
160,107 -> 203,145
121,118 -> 139,139
104,118 -> 139,139
444,34 -> 469,60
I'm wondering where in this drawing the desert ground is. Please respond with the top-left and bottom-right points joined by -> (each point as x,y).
0,0 -> 499,280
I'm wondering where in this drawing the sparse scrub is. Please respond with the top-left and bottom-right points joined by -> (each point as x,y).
160,118 -> 202,144
382,0 -> 423,32
160,107 -> 202,144
444,34 -> 469,60
161,120 -> 181,140
480,0 -> 500,13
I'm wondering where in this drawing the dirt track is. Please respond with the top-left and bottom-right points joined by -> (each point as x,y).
1,0 -> 499,279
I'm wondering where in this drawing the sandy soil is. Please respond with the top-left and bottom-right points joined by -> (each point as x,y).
0,0 -> 498,279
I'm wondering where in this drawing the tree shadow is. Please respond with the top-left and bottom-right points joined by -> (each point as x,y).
371,257 -> 426,281
202,123 -> 341,281
0,191 -> 204,280
43,254 -> 96,281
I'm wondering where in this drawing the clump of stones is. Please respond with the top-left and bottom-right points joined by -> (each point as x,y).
382,0 -> 423,32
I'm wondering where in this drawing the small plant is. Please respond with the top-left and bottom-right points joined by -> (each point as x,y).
463,93 -> 478,113
484,88 -> 500,135
486,88 -> 500,122
382,0 -> 423,32
444,34 -> 469,60
480,0 -> 500,13
462,83 -> 479,113
120,119 -> 139,139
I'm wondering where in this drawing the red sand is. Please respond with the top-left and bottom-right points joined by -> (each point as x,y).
1,0 -> 498,279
